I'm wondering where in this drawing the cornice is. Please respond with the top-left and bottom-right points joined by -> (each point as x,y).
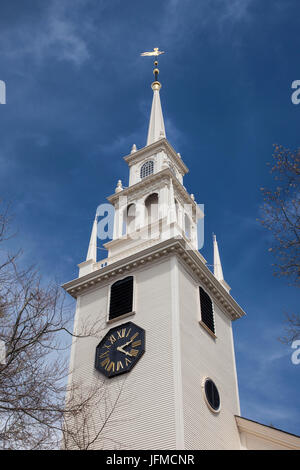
123,138 -> 189,175
235,416 -> 300,450
107,167 -> 197,209
62,238 -> 246,322
103,216 -> 169,250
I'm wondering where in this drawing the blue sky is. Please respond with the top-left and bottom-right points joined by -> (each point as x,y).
0,0 -> 299,436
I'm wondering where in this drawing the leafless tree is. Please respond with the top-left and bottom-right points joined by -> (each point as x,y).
260,145 -> 300,343
0,202 -> 123,449
280,313 -> 300,344
62,379 -> 126,450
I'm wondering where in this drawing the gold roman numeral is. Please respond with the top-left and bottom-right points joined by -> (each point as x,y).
125,358 -> 132,366
126,328 -> 132,337
117,361 -> 124,371
117,328 -> 126,339
99,350 -> 110,359
100,358 -> 110,368
130,332 -> 139,342
132,340 -> 141,348
108,334 -> 117,345
129,349 -> 139,357
107,361 -> 115,373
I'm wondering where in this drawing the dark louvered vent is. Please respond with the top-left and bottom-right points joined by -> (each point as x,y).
199,286 -> 215,334
109,276 -> 133,320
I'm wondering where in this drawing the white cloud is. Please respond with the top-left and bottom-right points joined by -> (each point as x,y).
160,0 -> 253,49
41,15 -> 90,66
1,0 -> 91,66
220,0 -> 252,22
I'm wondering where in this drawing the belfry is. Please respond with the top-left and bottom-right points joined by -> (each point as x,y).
63,50 -> 300,450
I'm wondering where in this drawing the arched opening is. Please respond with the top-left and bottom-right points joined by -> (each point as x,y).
140,160 -> 154,179
122,203 -> 136,235
145,193 -> 159,225
184,213 -> 191,240
174,199 -> 179,223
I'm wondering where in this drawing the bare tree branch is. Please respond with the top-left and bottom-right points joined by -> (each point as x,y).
0,201 -> 123,449
260,145 -> 300,344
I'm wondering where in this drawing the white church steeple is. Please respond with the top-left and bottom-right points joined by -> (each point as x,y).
61,50 -> 298,452
62,51 -> 253,451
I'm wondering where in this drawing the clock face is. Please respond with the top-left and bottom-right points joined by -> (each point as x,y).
95,321 -> 145,378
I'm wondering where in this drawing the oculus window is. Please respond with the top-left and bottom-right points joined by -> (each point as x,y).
203,378 -> 220,412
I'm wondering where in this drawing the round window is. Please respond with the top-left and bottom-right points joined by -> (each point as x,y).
203,378 -> 220,412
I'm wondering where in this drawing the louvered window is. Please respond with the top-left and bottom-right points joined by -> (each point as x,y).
199,286 -> 215,334
109,276 -> 134,320
140,160 -> 154,179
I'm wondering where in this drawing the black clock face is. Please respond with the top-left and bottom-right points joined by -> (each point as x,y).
95,321 -> 145,378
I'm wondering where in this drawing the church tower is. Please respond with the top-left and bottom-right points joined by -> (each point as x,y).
63,52 -> 246,450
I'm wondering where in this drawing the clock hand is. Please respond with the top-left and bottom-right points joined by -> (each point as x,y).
119,339 -> 133,349
116,346 -> 132,356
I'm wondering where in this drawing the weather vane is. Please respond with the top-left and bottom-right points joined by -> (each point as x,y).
140,47 -> 165,57
141,48 -> 165,84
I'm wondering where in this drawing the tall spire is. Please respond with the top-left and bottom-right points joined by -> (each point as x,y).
213,234 -> 224,282
86,213 -> 98,262
141,48 -> 166,146
146,79 -> 166,145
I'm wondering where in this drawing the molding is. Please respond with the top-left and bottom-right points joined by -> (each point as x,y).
235,416 -> 300,450
102,218 -> 197,263
78,259 -> 94,269
103,216 -> 169,250
106,311 -> 136,325
107,168 -> 198,210
199,320 -> 217,340
220,279 -> 231,293
123,138 -> 188,175
170,256 -> 185,449
62,238 -> 246,322
65,295 -> 81,393
230,325 -> 241,417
